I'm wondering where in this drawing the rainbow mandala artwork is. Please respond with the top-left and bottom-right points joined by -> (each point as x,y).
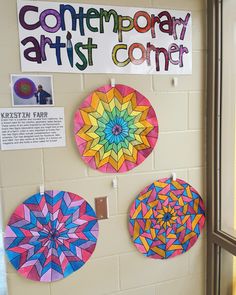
13,78 -> 36,99
4,190 -> 99,282
74,84 -> 158,173
129,178 -> 205,259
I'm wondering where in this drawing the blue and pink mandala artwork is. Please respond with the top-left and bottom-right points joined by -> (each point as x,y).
4,190 -> 98,282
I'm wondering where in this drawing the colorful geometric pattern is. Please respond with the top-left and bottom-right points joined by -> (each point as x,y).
74,84 -> 158,173
13,78 -> 36,99
4,190 -> 99,282
129,178 -> 205,259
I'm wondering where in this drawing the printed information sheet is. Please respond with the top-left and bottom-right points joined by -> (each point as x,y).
0,107 -> 66,150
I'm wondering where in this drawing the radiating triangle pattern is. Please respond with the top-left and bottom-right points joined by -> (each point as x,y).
74,84 -> 158,173
129,178 -> 205,259
4,190 -> 99,282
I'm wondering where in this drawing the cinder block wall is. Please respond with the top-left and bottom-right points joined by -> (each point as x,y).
0,0 -> 207,294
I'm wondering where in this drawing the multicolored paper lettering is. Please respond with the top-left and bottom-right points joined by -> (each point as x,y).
17,1 -> 192,74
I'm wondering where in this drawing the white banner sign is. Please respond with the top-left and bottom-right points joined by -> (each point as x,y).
17,1 -> 192,74
0,107 -> 66,150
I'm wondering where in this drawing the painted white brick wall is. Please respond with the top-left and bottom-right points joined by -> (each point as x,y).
0,0 -> 207,294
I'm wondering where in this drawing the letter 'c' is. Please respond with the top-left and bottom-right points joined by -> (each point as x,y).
19,5 -> 40,30
112,44 -> 130,67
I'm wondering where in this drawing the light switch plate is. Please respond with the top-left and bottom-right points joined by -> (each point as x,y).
95,196 -> 108,220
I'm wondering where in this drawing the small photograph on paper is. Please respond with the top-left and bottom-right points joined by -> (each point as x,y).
11,74 -> 54,106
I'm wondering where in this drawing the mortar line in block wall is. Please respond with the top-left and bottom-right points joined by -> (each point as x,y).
149,0 -> 206,9
159,129 -> 202,135
85,166 -> 89,177
0,191 -> 8,233
117,281 -> 163,294
192,49 -> 206,53
49,282 -> 52,295
0,161 -> 3,189
113,283 -> 157,295
90,252 -> 132,263
115,176 -> 119,217
91,250 -> 137,262
150,91 -> 205,98
44,168 -> 196,182
91,249 -> 137,261
151,75 -> 155,92
0,194 -> 8,295
154,272 -> 206,290
151,152 -> 155,171
104,212 -> 128,218
40,148 -> 45,187
159,128 -> 203,134
81,74 -> 85,92
187,168 -> 190,183
117,271 -> 193,293
117,255 -> 121,291
187,250 -> 192,275
187,91 -> 190,130
188,90 -> 204,95
0,189 -> 4,231
0,166 -> 205,190
154,272 -> 195,287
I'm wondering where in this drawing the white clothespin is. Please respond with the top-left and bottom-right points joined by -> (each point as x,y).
111,78 -> 116,88
112,178 -> 118,189
171,172 -> 177,181
40,184 -> 45,196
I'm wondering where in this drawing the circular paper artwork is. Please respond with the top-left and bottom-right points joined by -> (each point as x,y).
4,190 -> 99,282
74,84 -> 158,173
129,178 -> 205,259
13,78 -> 36,99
